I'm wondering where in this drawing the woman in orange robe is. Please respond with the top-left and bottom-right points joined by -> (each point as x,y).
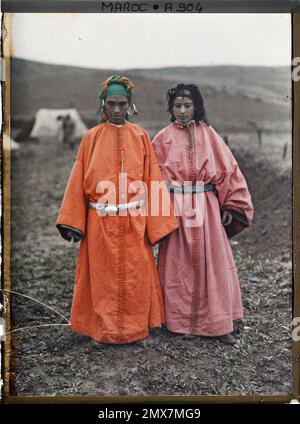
56,76 -> 178,344
152,84 -> 253,344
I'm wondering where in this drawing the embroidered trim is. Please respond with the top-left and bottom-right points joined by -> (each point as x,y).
187,128 -> 201,334
115,127 -> 127,342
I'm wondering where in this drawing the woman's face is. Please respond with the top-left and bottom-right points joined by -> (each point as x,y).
172,96 -> 195,126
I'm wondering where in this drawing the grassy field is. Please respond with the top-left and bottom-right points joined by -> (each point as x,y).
7,58 -> 292,397
8,126 -> 292,396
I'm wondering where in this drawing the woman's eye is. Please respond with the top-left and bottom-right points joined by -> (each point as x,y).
174,104 -> 192,109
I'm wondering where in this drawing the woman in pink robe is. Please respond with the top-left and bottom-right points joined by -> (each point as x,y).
152,84 -> 253,344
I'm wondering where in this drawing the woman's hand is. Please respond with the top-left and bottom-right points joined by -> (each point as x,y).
222,210 -> 233,226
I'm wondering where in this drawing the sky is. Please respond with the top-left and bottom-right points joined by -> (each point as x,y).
10,13 -> 291,69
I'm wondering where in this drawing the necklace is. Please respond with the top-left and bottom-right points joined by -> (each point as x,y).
174,120 -> 195,129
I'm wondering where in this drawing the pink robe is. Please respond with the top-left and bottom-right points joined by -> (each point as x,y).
152,122 -> 253,336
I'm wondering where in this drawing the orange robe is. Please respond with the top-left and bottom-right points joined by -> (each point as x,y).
56,122 -> 178,344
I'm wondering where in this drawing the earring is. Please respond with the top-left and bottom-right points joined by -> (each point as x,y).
132,103 -> 138,115
100,99 -> 107,121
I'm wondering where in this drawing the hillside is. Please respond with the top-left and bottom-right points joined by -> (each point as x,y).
10,58 -> 291,134
8,57 -> 292,397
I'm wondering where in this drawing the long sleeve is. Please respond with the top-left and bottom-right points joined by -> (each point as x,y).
144,133 -> 179,245
152,131 -> 168,173
213,134 -> 254,238
56,135 -> 87,240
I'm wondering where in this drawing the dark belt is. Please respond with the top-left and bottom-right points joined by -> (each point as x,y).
166,183 -> 215,194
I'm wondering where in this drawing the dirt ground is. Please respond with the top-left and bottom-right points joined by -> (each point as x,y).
8,130 -> 292,397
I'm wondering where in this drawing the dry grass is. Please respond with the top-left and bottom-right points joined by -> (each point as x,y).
9,131 -> 292,396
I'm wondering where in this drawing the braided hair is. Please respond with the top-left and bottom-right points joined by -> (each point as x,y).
167,84 -> 209,125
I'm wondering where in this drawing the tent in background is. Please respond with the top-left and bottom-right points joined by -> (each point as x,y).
30,108 -> 88,139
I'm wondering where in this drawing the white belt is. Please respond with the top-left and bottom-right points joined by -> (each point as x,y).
88,199 -> 145,214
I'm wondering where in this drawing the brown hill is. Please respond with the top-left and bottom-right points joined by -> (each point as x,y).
10,58 -> 291,135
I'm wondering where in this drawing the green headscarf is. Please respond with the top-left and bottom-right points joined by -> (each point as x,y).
99,75 -> 134,100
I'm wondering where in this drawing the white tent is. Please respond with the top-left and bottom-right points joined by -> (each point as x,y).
3,134 -> 20,151
30,108 -> 88,139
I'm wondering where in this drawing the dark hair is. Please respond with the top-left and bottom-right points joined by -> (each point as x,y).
167,84 -> 209,124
